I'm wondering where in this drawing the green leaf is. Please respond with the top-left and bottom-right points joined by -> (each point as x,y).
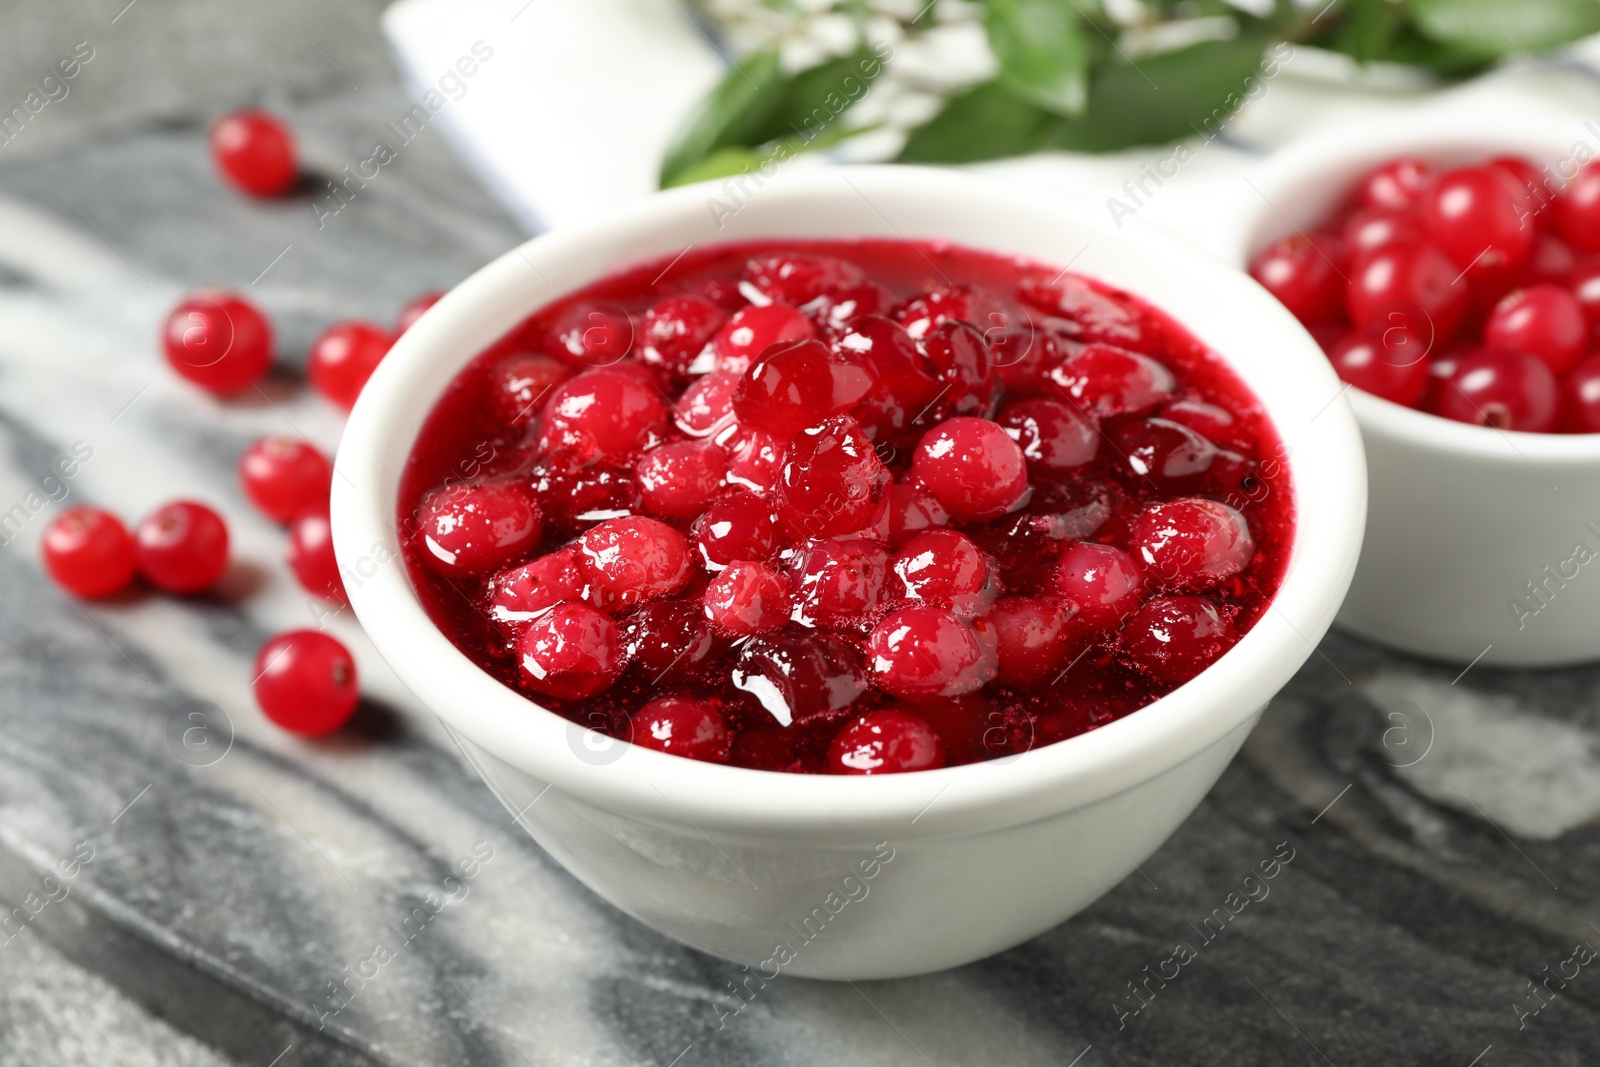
896,81 -> 1051,163
984,0 -> 1092,116
661,146 -> 769,188
1319,0 -> 1405,63
746,47 -> 888,144
1043,34 -> 1275,153
659,49 -> 785,187
1407,0 -> 1600,58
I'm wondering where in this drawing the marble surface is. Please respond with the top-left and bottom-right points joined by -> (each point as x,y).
4,2 -> 1600,1064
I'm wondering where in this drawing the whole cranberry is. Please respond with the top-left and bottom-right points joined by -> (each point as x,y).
1354,157 -> 1436,212
488,353 -> 571,425
732,631 -> 867,725
890,529 -> 996,618
997,398 -> 1097,471
774,415 -> 891,540
1053,542 -> 1142,629
1489,155 -> 1554,216
1558,354 -> 1600,433
1049,344 -> 1176,418
631,697 -> 730,762
287,506 -> 347,605
917,321 -> 1002,421
135,501 -> 230,595
238,436 -> 331,524
1431,348 -> 1557,432
1421,165 -> 1534,276
1556,162 -> 1600,253
529,463 -> 642,534
719,425 -> 785,495
743,252 -> 865,305
986,596 -> 1076,686
1483,284 -> 1587,375
622,599 -> 717,678
1248,233 -> 1346,324
834,315 -> 941,442
792,538 -> 889,622
910,417 -> 1029,522
714,302 -> 815,373
1121,595 -> 1235,684
545,302 -> 635,366
308,321 -> 394,410
163,291 -> 274,395
1325,330 -> 1431,406
1159,398 -> 1239,446
1109,418 -> 1219,481
210,109 -> 297,197
990,324 -> 1066,397
732,338 -> 874,439
704,560 -> 792,635
673,367 -> 740,438
866,606 -> 997,699
1341,207 -> 1425,257
42,506 -> 137,599
814,282 -> 892,331
885,483 -> 949,545
892,285 -> 973,340
396,290 -> 444,333
411,479 -> 541,578
828,711 -> 946,774
1568,257 -> 1600,337
516,602 -> 620,700
1129,498 -> 1254,591
1344,240 -> 1467,342
578,516 -> 691,608
691,490 -> 779,570
486,548 -> 590,636
634,440 -> 728,520
539,368 -> 669,463
640,294 -> 725,376
253,631 -> 360,736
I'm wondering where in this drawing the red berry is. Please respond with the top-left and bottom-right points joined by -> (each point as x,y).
691,490 -> 779,570
1558,354 -> 1600,433
162,291 -> 274,395
732,632 -> 867,725
578,516 -> 691,607
488,353 -> 571,425
1483,284 -> 1586,374
135,501 -> 229,595
892,285 -> 974,340
1129,498 -> 1254,591
1248,233 -> 1346,324
529,462 -> 641,535
1159,398 -> 1239,445
516,602 -> 620,699
835,315 -> 941,442
210,109 -> 297,197
1568,257 -> 1600,337
1489,156 -> 1553,216
886,483 -> 949,545
640,295 -> 726,376
42,506 -> 136,599
916,321 -> 1001,421
411,479 -> 541,578
987,596 -> 1076,686
1054,542 -> 1142,630
866,606 -> 997,699
774,415 -> 891,539
539,368 -> 669,464
487,548 -> 590,637
1421,165 -> 1534,276
891,529 -> 996,617
634,440 -> 728,520
1557,162 -> 1600,253
719,425 -> 784,494
622,599 -> 717,678
253,631 -> 360,736
1109,417 -> 1220,482
1354,157 -> 1436,212
791,538 -> 889,623
1430,347 -> 1557,432
910,417 -> 1029,522
828,711 -> 946,774
287,506 -> 347,605
1049,344 -> 1176,419
308,321 -> 394,410
814,282 -> 892,331
714,302 -> 815,373
997,398 -> 1097,472
396,291 -> 444,333
545,302 -> 635,366
1341,207 -> 1424,258
732,338 -> 874,439
1345,240 -> 1468,342
743,252 -> 865,306
704,560 -> 792,635
673,367 -> 740,438
1325,329 -> 1431,406
990,322 -> 1065,397
631,697 -> 730,762
238,436 -> 331,523
1120,595 -> 1235,684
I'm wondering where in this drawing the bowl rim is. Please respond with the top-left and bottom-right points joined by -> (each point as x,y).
332,164 -> 1366,842
1220,107 -> 1600,464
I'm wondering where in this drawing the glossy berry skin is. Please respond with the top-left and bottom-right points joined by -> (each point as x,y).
866,606 -> 997,699
774,415 -> 891,540
703,560 -> 792,635
578,516 -> 691,608
918,321 -> 1002,421
891,529 -> 995,618
1054,542 -> 1143,630
1556,162 -> 1600,254
732,631 -> 868,725
1483,284 -> 1586,375
1354,157 -> 1435,212
396,290 -> 444,333
987,596 -> 1075,686
673,368 -> 740,438
1248,233 -> 1346,324
833,316 -> 940,442
1325,330 -> 1431,406
516,602 -> 620,700
308,321 -> 394,410
1050,344 -> 1176,418
1421,165 -> 1533,276
732,338 -> 874,439
1431,348 -> 1557,432
487,548 -> 589,636
828,711 -> 946,774
691,490 -> 779,570
135,501 -> 229,595
1120,596 -> 1235,684
539,368 -> 668,464
1344,240 -> 1467,342
1558,354 -> 1600,433
163,292 -> 274,395
630,697 -> 730,762
714,302 -> 815,373
210,109 -> 297,197
287,507 -> 348,605
1341,207 -> 1424,257
634,441 -> 728,520
546,302 -> 635,366
640,295 -> 725,376
253,631 -> 360,736
412,479 -> 541,578
1129,498 -> 1254,592
42,506 -> 136,599
743,251 -> 865,306
792,539 -> 889,623
488,353 -> 571,425
997,398 -> 1097,472
238,436 -> 332,523
911,417 -> 1029,522
622,599 -> 717,678
885,484 -> 948,545
1109,418 -> 1219,482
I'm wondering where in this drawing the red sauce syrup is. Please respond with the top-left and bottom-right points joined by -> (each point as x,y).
397,239 -> 1295,774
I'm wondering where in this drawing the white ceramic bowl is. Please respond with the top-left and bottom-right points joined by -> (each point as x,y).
1220,112 -> 1600,667
332,166 -> 1365,980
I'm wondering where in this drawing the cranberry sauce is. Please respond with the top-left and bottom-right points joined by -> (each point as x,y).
397,239 -> 1294,774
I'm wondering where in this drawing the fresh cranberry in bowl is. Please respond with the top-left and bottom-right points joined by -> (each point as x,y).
1247,233 -> 1345,325
410,478 -> 541,578
1429,347 -> 1556,432
1482,284 -> 1586,375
